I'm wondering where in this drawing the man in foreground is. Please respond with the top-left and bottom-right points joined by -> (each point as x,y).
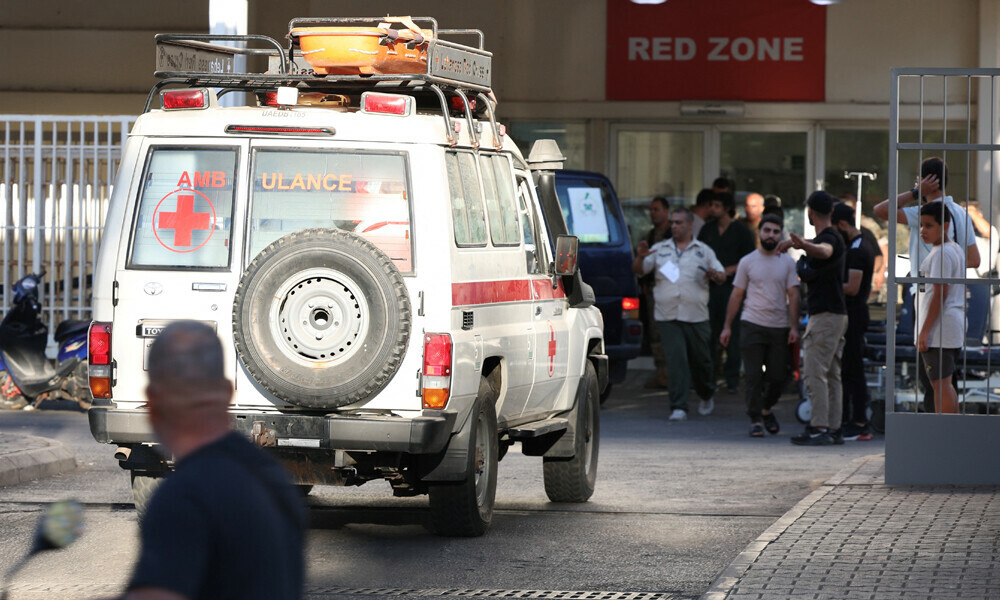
122,321 -> 306,600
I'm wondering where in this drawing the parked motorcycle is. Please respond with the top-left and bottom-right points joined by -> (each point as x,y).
0,272 -> 91,410
1,499 -> 84,600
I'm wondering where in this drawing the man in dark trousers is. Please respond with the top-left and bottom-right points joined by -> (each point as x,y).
779,191 -> 848,446
122,321 -> 306,600
698,191 -> 756,394
832,202 -> 876,440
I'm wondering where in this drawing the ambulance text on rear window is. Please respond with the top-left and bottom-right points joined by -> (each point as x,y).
129,147 -> 237,269
248,150 -> 413,273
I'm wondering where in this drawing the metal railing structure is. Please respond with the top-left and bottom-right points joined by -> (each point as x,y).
886,68 -> 1000,484
1,116 -> 134,334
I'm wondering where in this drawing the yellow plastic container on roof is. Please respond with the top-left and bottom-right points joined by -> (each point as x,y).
290,20 -> 430,76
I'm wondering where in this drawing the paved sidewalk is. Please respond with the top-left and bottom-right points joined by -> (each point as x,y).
0,432 -> 76,486
703,454 -> 1000,600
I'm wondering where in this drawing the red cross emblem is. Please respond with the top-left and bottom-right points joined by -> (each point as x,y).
152,189 -> 216,253
547,322 -> 557,377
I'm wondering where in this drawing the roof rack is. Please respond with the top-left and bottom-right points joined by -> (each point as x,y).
148,16 -> 502,148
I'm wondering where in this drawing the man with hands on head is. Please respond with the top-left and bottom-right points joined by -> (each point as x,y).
634,207 -> 726,422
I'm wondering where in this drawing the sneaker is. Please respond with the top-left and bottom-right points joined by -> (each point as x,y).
762,412 -> 780,435
749,423 -> 765,437
829,429 -> 845,445
668,408 -> 688,421
698,397 -> 715,416
841,422 -> 872,441
791,426 -> 833,446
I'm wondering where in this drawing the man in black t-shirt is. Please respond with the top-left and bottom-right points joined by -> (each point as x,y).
123,321 -> 306,600
832,203 -> 876,441
778,191 -> 848,446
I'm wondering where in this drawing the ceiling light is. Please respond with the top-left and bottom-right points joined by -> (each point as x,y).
810,0 -> 844,4
630,0 -> 668,4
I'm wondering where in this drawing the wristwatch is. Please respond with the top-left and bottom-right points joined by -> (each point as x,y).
911,187 -> 920,199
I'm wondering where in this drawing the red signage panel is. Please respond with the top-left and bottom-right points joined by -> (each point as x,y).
606,0 -> 826,102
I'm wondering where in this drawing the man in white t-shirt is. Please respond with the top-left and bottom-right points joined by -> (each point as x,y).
873,156 -> 980,277
720,215 -> 800,437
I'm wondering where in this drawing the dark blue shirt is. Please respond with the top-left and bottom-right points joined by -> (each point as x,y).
128,432 -> 306,600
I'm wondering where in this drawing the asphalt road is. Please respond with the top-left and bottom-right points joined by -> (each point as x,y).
0,376 -> 884,599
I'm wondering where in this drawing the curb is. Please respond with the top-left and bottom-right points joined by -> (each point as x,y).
698,454 -> 881,600
0,435 -> 77,487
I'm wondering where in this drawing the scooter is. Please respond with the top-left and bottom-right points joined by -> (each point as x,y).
0,271 -> 91,410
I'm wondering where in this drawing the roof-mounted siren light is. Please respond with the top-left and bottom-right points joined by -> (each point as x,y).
526,139 -> 567,171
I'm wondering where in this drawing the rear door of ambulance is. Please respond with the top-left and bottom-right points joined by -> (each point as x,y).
109,139 -> 247,407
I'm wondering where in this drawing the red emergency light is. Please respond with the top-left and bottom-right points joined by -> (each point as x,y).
161,89 -> 209,110
360,92 -> 412,117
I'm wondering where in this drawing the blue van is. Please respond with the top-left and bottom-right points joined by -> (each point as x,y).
552,170 -> 642,398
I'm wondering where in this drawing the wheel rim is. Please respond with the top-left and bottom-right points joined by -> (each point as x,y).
473,410 -> 492,507
269,267 -> 371,366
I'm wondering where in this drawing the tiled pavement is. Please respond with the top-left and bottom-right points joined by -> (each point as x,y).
703,455 -> 1000,600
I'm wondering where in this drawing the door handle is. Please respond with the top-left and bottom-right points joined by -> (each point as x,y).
192,283 -> 227,292
535,306 -> 542,316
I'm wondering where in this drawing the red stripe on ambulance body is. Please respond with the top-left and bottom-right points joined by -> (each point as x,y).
452,279 -> 566,306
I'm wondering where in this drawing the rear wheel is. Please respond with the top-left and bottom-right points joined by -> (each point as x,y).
428,379 -> 498,537
131,472 -> 165,525
544,361 -> 600,502
0,370 -> 26,410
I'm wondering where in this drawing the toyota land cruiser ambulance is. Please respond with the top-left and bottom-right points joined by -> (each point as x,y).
86,16 -> 607,536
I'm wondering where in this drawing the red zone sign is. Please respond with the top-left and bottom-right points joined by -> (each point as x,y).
606,0 -> 826,102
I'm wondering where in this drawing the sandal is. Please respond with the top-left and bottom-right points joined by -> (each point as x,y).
749,423 -> 765,437
763,412 -> 780,435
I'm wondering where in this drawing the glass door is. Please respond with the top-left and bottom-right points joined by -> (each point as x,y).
611,126 -> 709,248
716,127 -> 813,236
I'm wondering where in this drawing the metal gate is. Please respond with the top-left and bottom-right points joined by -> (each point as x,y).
1,115 -> 134,335
886,68 -> 1000,484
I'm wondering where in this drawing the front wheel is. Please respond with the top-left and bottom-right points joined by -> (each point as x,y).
543,361 -> 600,502
428,379 -> 498,537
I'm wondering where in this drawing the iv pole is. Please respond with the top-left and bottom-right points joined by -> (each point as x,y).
845,171 -> 877,229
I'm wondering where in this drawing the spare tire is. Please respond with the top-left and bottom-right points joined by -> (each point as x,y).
233,228 -> 411,409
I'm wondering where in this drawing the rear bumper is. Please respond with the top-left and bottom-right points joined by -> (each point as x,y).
88,407 -> 457,454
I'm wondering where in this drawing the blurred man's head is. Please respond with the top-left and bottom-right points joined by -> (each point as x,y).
146,321 -> 233,458
710,192 -> 736,220
805,191 -> 835,225
649,196 -> 670,228
712,177 -> 734,195
670,207 -> 695,241
745,193 -> 764,222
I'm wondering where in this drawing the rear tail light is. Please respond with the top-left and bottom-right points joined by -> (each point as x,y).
161,89 -> 208,110
448,95 -> 476,113
361,92 -> 412,116
422,333 -> 452,409
622,297 -> 640,320
88,322 -> 113,398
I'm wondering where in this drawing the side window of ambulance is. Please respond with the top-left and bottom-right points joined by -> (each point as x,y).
129,147 -> 237,270
247,150 -> 413,273
479,154 -> 520,246
516,177 -> 542,274
446,151 -> 487,246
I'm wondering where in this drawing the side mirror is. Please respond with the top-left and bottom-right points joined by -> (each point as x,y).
554,235 -> 580,276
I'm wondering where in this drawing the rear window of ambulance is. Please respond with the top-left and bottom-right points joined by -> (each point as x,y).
248,150 -> 414,273
128,147 -> 238,270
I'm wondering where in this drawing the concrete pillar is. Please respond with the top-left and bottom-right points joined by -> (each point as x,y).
977,0 -> 1000,221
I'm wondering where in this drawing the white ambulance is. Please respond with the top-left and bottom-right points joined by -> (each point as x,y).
87,17 -> 607,536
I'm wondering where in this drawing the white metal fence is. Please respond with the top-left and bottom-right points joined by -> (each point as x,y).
1,115 -> 135,332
